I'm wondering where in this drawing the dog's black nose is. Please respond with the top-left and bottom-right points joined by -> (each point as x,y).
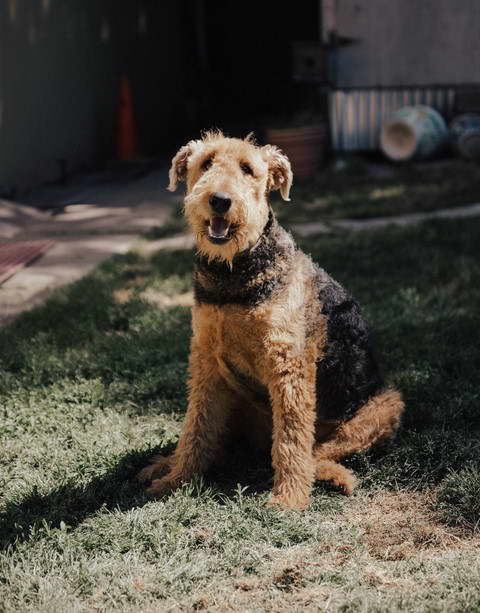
209,192 -> 232,214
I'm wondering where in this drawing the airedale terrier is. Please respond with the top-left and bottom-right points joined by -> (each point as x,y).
137,131 -> 404,510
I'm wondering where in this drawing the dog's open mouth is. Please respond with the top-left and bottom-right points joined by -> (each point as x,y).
206,217 -> 234,244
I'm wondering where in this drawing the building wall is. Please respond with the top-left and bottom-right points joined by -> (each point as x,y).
326,0 -> 480,88
0,0 -> 189,191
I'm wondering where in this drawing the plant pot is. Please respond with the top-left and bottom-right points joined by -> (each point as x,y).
266,122 -> 329,181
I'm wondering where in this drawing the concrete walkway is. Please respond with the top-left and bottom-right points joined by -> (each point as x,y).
0,166 -> 180,324
291,202 -> 480,237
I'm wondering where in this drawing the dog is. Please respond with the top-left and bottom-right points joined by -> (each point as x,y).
137,130 -> 404,510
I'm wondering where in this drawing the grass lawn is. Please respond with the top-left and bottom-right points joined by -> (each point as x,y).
1,216 -> 480,612
145,158 -> 480,241
277,158 -> 480,223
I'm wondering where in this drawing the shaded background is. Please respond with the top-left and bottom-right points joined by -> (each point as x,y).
1,0 -> 479,191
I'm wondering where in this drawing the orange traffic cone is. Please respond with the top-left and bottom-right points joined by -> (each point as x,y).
116,74 -> 138,161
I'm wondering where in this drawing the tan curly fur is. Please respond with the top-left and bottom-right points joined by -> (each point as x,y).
138,131 -> 405,510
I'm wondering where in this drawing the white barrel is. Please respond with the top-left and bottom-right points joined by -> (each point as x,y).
380,105 -> 448,161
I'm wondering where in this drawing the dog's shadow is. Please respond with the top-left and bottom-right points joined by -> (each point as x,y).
0,448 -> 164,552
2,436 -> 417,552
0,444 -> 277,552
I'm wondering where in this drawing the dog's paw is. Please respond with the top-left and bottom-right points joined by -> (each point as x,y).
136,455 -> 172,483
146,476 -> 181,498
332,473 -> 357,496
315,460 -> 357,496
266,493 -> 310,511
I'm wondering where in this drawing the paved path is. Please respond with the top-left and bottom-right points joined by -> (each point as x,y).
291,202 -> 480,236
0,167 -> 178,324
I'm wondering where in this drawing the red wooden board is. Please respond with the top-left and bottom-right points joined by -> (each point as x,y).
0,240 -> 55,285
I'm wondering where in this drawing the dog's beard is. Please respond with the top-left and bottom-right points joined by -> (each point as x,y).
184,194 -> 266,266
192,219 -> 254,266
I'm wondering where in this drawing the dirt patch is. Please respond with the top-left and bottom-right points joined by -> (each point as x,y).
113,288 -> 135,304
141,287 -> 194,308
273,565 -> 305,592
344,490 -> 478,560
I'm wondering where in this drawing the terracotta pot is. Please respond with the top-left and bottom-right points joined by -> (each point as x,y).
266,123 -> 329,181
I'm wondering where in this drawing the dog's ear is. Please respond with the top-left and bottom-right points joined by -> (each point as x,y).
167,141 -> 196,192
262,145 -> 293,201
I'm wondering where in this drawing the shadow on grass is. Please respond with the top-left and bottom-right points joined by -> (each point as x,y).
0,443 -> 279,552
0,446 -> 172,551
0,249 -> 194,368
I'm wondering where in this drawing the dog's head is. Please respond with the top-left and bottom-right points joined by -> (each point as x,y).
168,130 -> 292,264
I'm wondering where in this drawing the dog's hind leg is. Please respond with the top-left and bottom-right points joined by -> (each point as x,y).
314,389 -> 404,494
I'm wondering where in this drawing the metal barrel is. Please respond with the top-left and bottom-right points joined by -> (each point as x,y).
450,113 -> 480,160
380,105 -> 448,161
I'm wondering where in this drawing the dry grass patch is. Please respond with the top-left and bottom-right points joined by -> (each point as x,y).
140,287 -> 194,309
113,288 -> 135,304
344,490 -> 478,561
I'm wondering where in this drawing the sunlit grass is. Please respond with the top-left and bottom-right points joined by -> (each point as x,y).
1,217 -> 480,611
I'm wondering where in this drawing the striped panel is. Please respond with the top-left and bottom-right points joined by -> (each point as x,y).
329,87 -> 456,151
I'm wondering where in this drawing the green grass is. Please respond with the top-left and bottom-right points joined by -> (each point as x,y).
1,217 -> 480,611
143,159 -> 480,241
274,158 -> 480,224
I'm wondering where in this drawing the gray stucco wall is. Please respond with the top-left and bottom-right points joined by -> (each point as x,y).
329,0 -> 480,88
0,0 -> 118,189
0,0 -> 189,191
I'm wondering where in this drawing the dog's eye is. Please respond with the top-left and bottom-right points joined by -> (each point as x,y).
240,162 -> 254,176
201,157 -> 213,171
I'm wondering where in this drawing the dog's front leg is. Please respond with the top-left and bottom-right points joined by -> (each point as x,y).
146,345 -> 231,498
266,343 -> 316,510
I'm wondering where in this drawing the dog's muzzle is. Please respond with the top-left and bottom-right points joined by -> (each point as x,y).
207,216 -> 232,244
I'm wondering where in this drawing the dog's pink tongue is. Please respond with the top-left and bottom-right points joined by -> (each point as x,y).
210,216 -> 229,237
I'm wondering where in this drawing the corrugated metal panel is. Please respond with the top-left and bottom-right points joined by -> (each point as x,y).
329,87 -> 456,151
